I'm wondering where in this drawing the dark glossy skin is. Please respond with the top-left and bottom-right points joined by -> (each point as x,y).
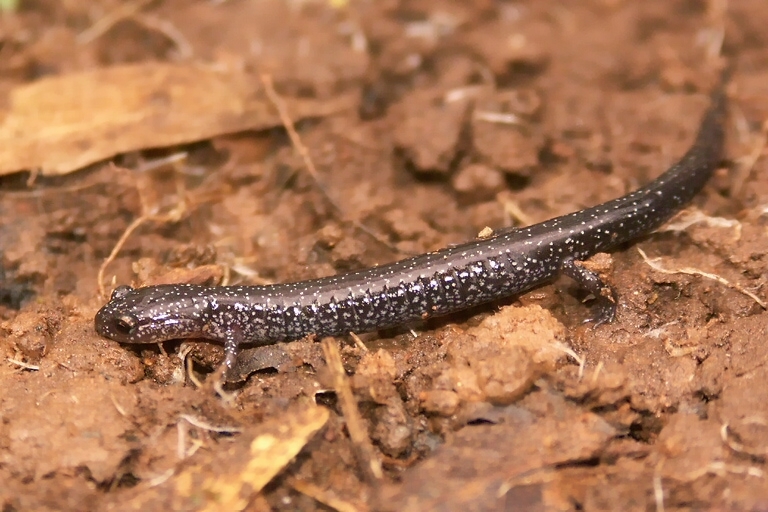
95,81 -> 727,370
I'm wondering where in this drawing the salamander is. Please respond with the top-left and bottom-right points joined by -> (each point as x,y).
95,79 -> 727,370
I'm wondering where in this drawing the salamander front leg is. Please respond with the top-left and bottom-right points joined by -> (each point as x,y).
209,329 -> 242,403
561,258 -> 617,326
223,334 -> 241,372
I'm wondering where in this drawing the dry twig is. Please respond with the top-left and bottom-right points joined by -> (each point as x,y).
260,74 -> 398,252
321,337 -> 383,483
637,248 -> 766,309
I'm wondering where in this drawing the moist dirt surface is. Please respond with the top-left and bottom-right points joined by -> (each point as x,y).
1,1 -> 768,511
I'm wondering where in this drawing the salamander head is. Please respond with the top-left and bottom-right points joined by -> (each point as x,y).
95,284 -> 211,344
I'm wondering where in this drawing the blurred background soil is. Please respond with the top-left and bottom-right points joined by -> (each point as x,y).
1,0 -> 767,510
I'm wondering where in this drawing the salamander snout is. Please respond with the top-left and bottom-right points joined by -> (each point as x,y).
95,283 -> 211,344
94,303 -> 141,342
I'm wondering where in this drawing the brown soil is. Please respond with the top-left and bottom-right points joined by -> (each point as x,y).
1,1 -> 768,510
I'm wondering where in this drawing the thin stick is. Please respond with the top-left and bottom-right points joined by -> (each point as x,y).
97,215 -> 149,298
260,74 -> 398,252
653,469 -> 665,512
7,358 -> 39,371
552,343 -> 585,380
133,14 -> 194,59
321,337 -> 382,483
349,331 -> 368,352
637,248 -> 767,309
180,344 -> 204,389
77,0 -> 154,44
179,414 -> 242,434
97,170 -> 187,297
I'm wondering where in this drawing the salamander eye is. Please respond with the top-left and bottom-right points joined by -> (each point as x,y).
115,314 -> 137,334
111,285 -> 135,301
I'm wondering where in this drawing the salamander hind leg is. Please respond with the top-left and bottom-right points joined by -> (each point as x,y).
561,258 -> 617,326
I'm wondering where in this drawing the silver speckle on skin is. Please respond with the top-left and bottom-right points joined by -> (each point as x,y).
94,82 -> 727,369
